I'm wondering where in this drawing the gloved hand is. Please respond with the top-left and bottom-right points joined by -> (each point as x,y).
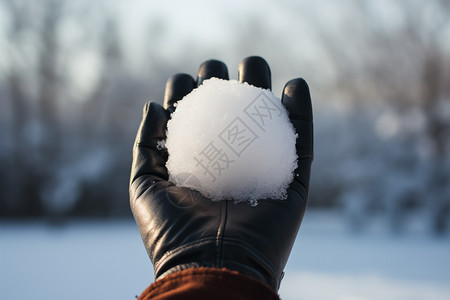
130,56 -> 313,291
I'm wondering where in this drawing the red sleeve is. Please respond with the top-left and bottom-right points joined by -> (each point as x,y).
138,267 -> 280,300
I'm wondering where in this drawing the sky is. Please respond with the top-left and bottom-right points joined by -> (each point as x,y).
108,0 -> 331,93
0,0 -> 426,101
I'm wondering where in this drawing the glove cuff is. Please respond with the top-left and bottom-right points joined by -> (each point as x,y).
153,237 -> 283,291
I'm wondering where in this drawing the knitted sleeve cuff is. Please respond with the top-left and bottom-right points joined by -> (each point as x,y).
138,267 -> 280,300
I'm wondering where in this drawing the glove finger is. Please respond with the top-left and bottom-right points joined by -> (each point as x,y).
163,73 -> 195,113
130,102 -> 171,190
238,56 -> 271,90
196,59 -> 229,86
281,78 -> 313,194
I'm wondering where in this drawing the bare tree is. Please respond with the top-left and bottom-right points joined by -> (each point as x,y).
310,0 -> 450,232
1,0 -> 46,215
0,0 -> 130,218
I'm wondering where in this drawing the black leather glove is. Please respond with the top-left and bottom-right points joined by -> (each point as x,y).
130,56 -> 313,291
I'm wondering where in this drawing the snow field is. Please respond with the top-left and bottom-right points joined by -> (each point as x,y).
1,211 -> 449,300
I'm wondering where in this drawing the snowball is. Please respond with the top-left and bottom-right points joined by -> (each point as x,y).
165,78 -> 297,202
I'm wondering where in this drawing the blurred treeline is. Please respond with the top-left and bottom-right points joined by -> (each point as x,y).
0,0 -> 449,233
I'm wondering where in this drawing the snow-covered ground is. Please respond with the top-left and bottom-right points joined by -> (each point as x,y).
1,211 -> 449,300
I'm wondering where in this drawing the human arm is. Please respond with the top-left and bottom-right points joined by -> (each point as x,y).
129,56 -> 313,293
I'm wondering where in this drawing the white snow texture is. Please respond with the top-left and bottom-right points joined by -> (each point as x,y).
165,78 -> 297,201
